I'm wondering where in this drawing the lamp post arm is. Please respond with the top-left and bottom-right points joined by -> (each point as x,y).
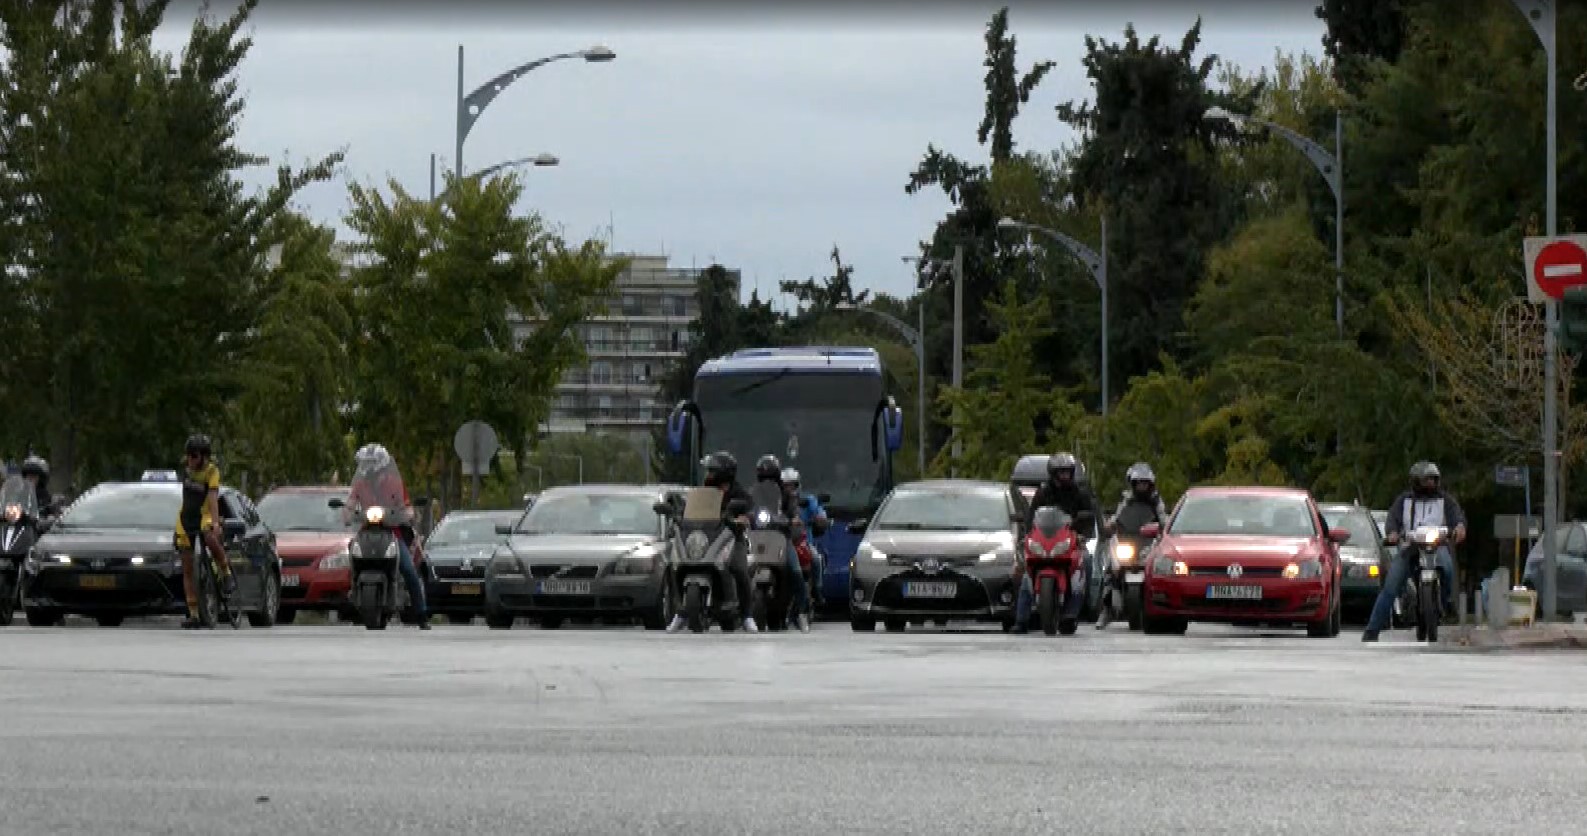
458,52 -> 581,147
1248,117 -> 1341,199
1014,222 -> 1104,291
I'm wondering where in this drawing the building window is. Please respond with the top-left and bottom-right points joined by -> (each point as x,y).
632,362 -> 648,383
668,295 -> 688,317
598,395 -> 614,418
591,362 -> 613,385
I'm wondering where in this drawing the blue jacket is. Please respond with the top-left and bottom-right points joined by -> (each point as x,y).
796,494 -> 825,528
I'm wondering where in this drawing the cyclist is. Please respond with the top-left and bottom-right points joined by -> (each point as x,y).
176,434 -> 234,629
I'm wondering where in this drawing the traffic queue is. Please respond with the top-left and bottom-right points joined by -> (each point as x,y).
0,446 -> 1454,642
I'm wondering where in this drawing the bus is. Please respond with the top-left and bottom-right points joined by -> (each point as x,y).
664,346 -> 905,612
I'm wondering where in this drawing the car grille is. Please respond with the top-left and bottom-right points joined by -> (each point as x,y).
31,569 -> 182,609
1179,596 -> 1292,612
1189,566 -> 1285,577
433,564 -> 487,580
885,554 -> 980,568
281,556 -> 318,568
870,569 -> 991,611
499,593 -> 636,610
528,564 -> 600,579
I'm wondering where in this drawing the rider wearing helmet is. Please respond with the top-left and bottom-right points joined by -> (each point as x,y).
1362,461 -> 1465,642
781,467 -> 829,607
751,455 -> 811,632
1013,452 -> 1100,634
346,443 -> 430,630
18,455 -> 57,518
175,435 -> 235,628
668,451 -> 759,633
1096,462 -> 1168,629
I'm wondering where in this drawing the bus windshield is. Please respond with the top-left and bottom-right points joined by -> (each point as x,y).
696,371 -> 888,514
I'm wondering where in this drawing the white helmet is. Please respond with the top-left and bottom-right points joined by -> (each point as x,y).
355,443 -> 391,470
781,467 -> 800,486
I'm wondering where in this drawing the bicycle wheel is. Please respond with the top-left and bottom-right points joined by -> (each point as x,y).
193,549 -> 219,629
214,551 -> 240,629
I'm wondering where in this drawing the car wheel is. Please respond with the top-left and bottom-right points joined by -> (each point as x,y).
485,610 -> 514,630
883,617 -> 906,632
24,608 -> 62,627
642,576 -> 674,630
540,617 -> 564,630
95,614 -> 124,628
247,572 -> 280,628
850,615 -> 876,632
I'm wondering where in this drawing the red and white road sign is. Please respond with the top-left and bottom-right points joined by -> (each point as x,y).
1525,235 -> 1587,303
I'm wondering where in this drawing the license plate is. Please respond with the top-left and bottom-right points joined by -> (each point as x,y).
1420,569 -> 1439,582
1124,571 -> 1145,583
1206,584 -> 1262,601
538,579 -> 591,596
903,581 -> 957,599
78,574 -> 117,590
281,574 -> 300,588
451,583 -> 482,596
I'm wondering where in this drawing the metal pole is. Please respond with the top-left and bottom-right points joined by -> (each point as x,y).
471,432 -> 482,507
1537,0 -> 1560,622
951,245 -> 963,475
917,300 -> 927,475
1335,109 -> 1345,339
429,153 -> 436,202
454,45 -> 466,176
1100,216 -> 1109,419
578,456 -> 584,485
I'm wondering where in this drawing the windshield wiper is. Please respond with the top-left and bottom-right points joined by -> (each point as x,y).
728,369 -> 791,397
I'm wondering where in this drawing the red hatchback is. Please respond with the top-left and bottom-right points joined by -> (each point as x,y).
256,486 -> 356,624
1139,486 -> 1348,638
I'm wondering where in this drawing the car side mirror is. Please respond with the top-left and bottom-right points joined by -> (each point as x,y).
221,518 -> 247,540
1328,527 -> 1351,545
847,518 -> 869,534
817,493 -> 832,505
327,498 -> 345,509
1139,522 -> 1161,539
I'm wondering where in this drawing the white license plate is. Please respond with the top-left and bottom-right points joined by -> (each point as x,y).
539,579 -> 591,596
1124,571 -> 1145,583
1206,584 -> 1263,601
281,574 -> 300,588
903,581 -> 957,599
1419,569 -> 1439,582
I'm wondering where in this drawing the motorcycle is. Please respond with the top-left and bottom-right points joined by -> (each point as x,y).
1023,506 -> 1089,636
1403,525 -> 1448,643
745,482 -> 796,632
655,487 -> 747,633
328,459 -> 424,631
0,475 -> 43,627
1100,530 -> 1153,631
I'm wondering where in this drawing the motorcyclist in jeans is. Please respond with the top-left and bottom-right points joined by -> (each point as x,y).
1013,452 -> 1099,634
1095,461 -> 1168,629
345,443 -> 430,630
781,467 -> 829,607
1362,461 -> 1465,642
750,455 -> 811,632
667,451 -> 760,633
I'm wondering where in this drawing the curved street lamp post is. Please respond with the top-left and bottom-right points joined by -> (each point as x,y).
997,217 -> 1109,418
455,44 -> 614,176
835,302 -> 926,474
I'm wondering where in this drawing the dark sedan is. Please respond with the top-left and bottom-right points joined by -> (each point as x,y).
423,509 -> 523,624
21,480 -> 282,628
1318,502 -> 1385,623
848,479 -> 1021,632
483,485 -> 680,630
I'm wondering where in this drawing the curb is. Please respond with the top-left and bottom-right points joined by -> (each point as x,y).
1439,625 -> 1587,651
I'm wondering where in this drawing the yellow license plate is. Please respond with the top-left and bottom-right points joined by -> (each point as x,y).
78,574 -> 117,590
451,583 -> 481,596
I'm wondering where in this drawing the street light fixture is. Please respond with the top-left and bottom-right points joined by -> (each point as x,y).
431,153 -> 560,201
836,301 -> 926,475
454,43 -> 616,175
997,217 -> 1109,417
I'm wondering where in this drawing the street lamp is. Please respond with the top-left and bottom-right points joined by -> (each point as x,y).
835,302 -> 926,474
997,217 -> 1109,417
904,249 -> 965,475
1203,105 -> 1345,340
455,44 -> 615,175
1508,0 -> 1561,621
430,153 -> 559,201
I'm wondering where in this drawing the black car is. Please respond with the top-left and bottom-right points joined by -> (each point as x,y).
21,480 -> 283,628
483,484 -> 682,630
848,479 -> 1022,632
424,508 -> 524,624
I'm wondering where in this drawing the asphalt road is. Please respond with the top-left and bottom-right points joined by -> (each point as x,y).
1,618 -> 1583,835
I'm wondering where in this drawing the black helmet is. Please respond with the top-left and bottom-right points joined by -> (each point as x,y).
185,434 -> 212,458
20,456 -> 48,490
1047,452 -> 1078,482
755,454 -> 782,481
701,451 -> 737,487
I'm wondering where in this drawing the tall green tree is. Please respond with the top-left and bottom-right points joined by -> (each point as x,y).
779,245 -> 867,318
1315,0 -> 1407,95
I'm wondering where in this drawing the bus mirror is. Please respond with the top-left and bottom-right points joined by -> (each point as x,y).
665,403 -> 693,456
881,402 -> 904,453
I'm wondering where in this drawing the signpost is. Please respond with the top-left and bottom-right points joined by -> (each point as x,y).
453,420 -> 500,506
1525,234 -> 1587,303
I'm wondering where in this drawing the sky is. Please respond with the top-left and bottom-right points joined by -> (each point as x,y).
154,1 -> 1327,307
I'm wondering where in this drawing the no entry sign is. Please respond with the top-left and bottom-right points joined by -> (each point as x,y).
1525,235 -> 1587,303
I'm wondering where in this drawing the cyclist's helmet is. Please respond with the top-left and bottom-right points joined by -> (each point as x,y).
184,434 -> 212,459
755,454 -> 782,482
1126,462 -> 1156,497
1047,452 -> 1078,484
702,451 -> 737,487
20,456 -> 48,490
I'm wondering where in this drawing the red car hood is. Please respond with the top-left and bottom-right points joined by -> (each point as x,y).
1161,535 -> 1319,565
275,531 -> 352,560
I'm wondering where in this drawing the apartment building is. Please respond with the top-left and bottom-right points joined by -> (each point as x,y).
539,254 -> 740,440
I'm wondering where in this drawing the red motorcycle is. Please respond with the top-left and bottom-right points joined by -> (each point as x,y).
1024,506 -> 1085,636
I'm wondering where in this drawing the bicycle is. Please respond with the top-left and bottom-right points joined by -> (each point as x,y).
187,528 -> 239,630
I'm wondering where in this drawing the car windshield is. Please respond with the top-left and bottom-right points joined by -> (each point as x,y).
1321,507 -> 1377,546
873,487 -> 1007,531
1170,494 -> 1317,537
55,487 -> 175,530
258,491 -> 352,532
516,493 -> 657,536
428,514 -> 516,547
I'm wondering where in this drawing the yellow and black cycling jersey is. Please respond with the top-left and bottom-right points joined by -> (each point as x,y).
175,461 -> 220,545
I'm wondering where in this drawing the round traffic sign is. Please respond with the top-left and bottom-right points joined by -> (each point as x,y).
1534,239 -> 1587,300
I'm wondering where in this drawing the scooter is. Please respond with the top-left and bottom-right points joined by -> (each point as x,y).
746,482 -> 795,631
1404,525 -> 1448,643
1099,532 -> 1152,631
1023,507 -> 1088,636
656,487 -> 747,633
329,498 -> 421,630
0,475 -> 43,627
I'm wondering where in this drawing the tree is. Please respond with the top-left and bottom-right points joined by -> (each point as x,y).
779,245 -> 868,317
1315,0 -> 1407,95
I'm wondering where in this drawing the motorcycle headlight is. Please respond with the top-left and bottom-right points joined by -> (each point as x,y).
684,530 -> 710,560
3,504 -> 19,523
755,510 -> 771,527
1113,542 -> 1137,563
320,549 -> 350,570
365,506 -> 386,525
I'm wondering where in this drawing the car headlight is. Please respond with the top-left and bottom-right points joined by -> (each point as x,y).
1113,541 -> 1137,564
1172,561 -> 1188,576
613,545 -> 661,575
979,549 -> 1013,563
1150,555 -> 1182,575
129,555 -> 145,566
1368,563 -> 1380,578
684,530 -> 710,560
365,506 -> 386,525
1298,558 -> 1322,578
320,549 -> 350,570
859,542 -> 888,561
490,553 -> 526,576
51,554 -> 72,565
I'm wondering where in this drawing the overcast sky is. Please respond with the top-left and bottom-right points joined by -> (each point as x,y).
155,1 -> 1325,306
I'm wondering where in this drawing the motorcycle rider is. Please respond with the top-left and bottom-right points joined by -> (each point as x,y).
175,434 -> 236,629
1013,452 -> 1100,634
667,451 -> 759,633
344,443 -> 430,630
18,456 -> 59,520
1095,462 -> 1168,629
781,467 -> 829,606
1362,461 -> 1465,643
750,455 -> 811,632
